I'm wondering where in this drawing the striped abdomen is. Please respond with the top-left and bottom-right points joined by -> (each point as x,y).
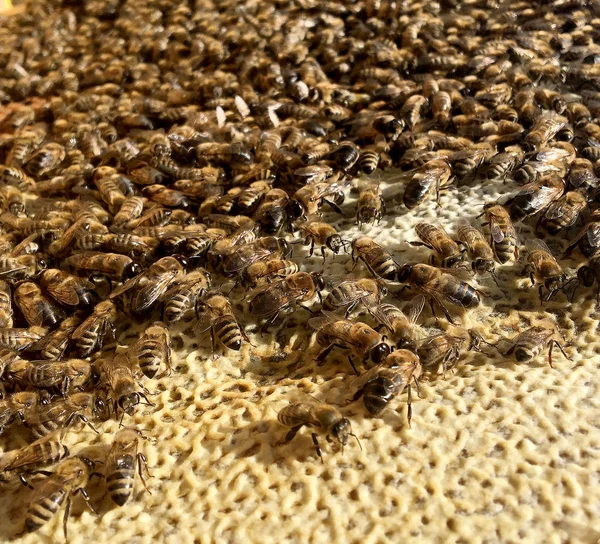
363,249 -> 397,280
25,487 -> 67,533
137,340 -> 162,378
75,324 -> 99,356
444,279 -> 480,308
214,317 -> 242,351
164,293 -> 193,323
107,454 -> 135,506
493,237 -> 517,264
514,343 -> 541,363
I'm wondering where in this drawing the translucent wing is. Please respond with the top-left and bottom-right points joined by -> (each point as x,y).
131,272 -> 180,313
327,281 -> 374,307
405,294 -> 426,326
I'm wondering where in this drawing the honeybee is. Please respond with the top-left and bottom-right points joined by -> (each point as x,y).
16,280 -> 67,329
0,431 -> 69,486
568,158 -> 598,191
352,349 -> 422,426
8,358 -> 92,395
161,269 -> 212,323
351,236 -> 399,280
72,300 -> 118,357
357,183 -> 385,226
324,278 -> 386,317
130,322 -> 171,379
309,311 -> 391,374
0,280 -> 12,327
277,397 -> 360,462
456,221 -> 498,281
204,214 -> 258,234
38,269 -> 96,307
403,159 -> 453,210
113,196 -> 146,227
486,146 -> 525,181
564,210 -> 600,258
105,428 -> 151,506
74,233 -> 157,261
539,190 -> 588,234
0,327 -> 46,352
417,333 -> 469,375
368,294 -> 425,351
295,221 -> 347,262
525,113 -> 569,150
241,259 -> 298,289
101,354 -> 153,421
413,223 -> 463,268
397,264 -> 480,324
236,181 -> 272,214
252,188 -> 290,233
502,323 -> 568,368
250,272 -> 324,327
64,252 -> 142,282
508,174 -> 565,222
358,143 -> 384,174
30,316 -> 81,360
221,237 -> 290,278
196,292 -> 248,353
523,239 -> 566,301
109,255 -> 188,314
25,456 -> 97,539
481,204 -> 518,263
432,90 -> 452,126
0,390 -> 41,435
287,181 -> 346,220
0,165 -> 35,192
0,185 -> 25,215
24,142 -> 66,178
0,254 -> 46,282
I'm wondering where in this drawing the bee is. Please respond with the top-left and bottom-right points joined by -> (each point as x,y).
481,204 -> 519,263
252,188 -> 290,233
0,280 -> 13,328
30,316 -> 81,360
486,146 -> 525,181
403,159 -> 453,210
101,354 -> 153,421
451,144 -> 492,179
295,221 -> 347,262
432,90 -> 452,126
204,214 -> 258,235
523,239 -> 566,301
508,174 -> 565,222
236,181 -> 272,214
565,210 -> 600,258
0,254 -> 46,282
368,294 -> 425,351
72,300 -> 118,357
324,278 -> 386,317
25,456 -> 97,539
524,113 -> 568,150
74,233 -> 157,261
105,428 -> 151,506
109,255 -> 188,314
221,237 -> 290,278
287,181 -> 346,220
130,322 -> 171,379
143,184 -> 192,209
249,272 -> 324,327
401,94 -> 428,129
0,185 -> 25,215
113,196 -> 146,227
7,359 -> 92,396
277,397 -> 360,463
309,311 -> 391,374
0,390 -> 42,435
568,158 -> 598,191
12,282 -> 64,328
38,269 -> 96,307
397,264 -> 480,324
196,292 -> 248,353
502,323 -> 568,368
24,142 -> 66,178
412,223 -> 464,268
352,349 -> 422,426
417,333 -> 467,375
456,221 -> 498,281
161,269 -> 212,323
64,252 -> 142,282
0,165 -> 35,192
0,327 -> 46,352
539,190 -> 588,234
357,183 -> 385,226
351,236 -> 399,280
358,143 -> 384,175
329,141 -> 360,170
241,259 -> 298,289
0,431 -> 69,486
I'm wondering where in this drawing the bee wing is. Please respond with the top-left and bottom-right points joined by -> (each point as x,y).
405,294 -> 426,326
29,328 -> 72,357
525,238 -> 555,257
3,434 -> 62,471
43,279 -> 81,307
131,272 -> 179,313
328,281 -> 373,306
108,273 -> 144,300
9,233 -> 40,257
368,304 -> 396,331
527,185 -> 563,210
486,211 -> 507,243
352,363 -> 385,390
225,247 -> 275,275
278,401 -> 322,428
415,223 -> 451,253
511,326 -> 554,348
15,292 -> 45,327
543,197 -> 568,220
71,312 -> 101,340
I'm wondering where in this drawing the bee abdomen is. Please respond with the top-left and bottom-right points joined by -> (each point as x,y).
215,319 -> 242,351
26,490 -> 66,532
164,294 -> 190,322
515,345 -> 539,362
107,467 -> 134,506
138,340 -> 161,378
454,281 -> 480,308
363,377 -> 396,416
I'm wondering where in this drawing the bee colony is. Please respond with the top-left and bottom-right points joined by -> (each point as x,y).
0,0 -> 599,542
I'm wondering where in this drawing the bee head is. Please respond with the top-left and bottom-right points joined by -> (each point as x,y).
326,234 -> 344,254
286,199 -> 304,220
371,342 -> 391,364
124,262 -> 142,279
331,417 -> 351,446
397,264 -> 412,283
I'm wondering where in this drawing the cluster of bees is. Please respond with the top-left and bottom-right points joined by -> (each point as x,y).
0,0 -> 598,537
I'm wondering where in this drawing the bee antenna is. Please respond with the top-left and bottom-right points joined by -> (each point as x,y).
351,433 -> 362,451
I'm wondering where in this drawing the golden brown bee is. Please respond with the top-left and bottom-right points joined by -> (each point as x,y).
38,269 -> 96,307
565,210 -> 600,258
0,280 -> 12,328
204,214 -> 258,234
508,174 -> 565,222
357,183 -> 385,226
351,235 -> 399,280
539,190 -> 588,234
113,196 -> 146,227
456,221 -> 497,281
401,94 -> 428,129
252,188 -> 290,234
525,113 -> 569,150
249,272 -> 324,327
109,255 -> 188,314
352,349 -> 422,426
0,327 -> 46,352
523,239 -> 566,301
329,141 -> 360,171
221,237 -> 290,278
143,184 -> 192,209
72,300 -> 118,357
196,292 -> 247,353
0,185 -> 25,215
161,269 -> 212,323
486,146 -> 525,181
74,232 -> 157,260
0,254 -> 46,282
236,181 -> 272,214
397,264 -> 480,324
25,456 -> 97,539
7,359 -> 92,396
418,333 -> 467,375
403,159 -> 453,210
287,181 -> 346,220
30,316 -> 81,360
568,158 -> 598,191
0,431 -> 69,486
0,165 -> 35,192
481,204 -> 518,263
277,397 -> 359,462
324,278 -> 386,317
241,259 -> 298,289
368,295 -> 425,351
0,389 -> 41,434
13,282 -> 65,328
432,90 -> 452,126
130,322 -> 171,379
24,142 -> 66,178
502,323 -> 568,368
105,428 -> 151,506
296,221 -> 347,262
451,144 -> 493,179
64,251 -> 142,282
413,223 -> 464,268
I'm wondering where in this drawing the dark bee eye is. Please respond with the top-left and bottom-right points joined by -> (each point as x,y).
371,343 -> 391,364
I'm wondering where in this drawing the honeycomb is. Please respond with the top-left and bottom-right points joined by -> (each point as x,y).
0,177 -> 596,544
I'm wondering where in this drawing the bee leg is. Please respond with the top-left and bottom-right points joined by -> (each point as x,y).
137,453 -> 152,495
18,474 -> 34,489
282,426 -> 301,444
413,376 -> 423,399
551,340 -> 570,363
78,487 -> 98,515
63,498 -> 71,541
210,328 -> 218,360
538,285 -> 545,303
317,344 -> 336,361
351,388 -> 364,403
311,433 -> 324,463
321,246 -> 326,264
308,239 -> 315,257
344,301 -> 359,318
323,199 -> 343,215
406,384 -> 413,429
347,355 -> 359,376
298,304 -> 316,315
409,241 -> 432,249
